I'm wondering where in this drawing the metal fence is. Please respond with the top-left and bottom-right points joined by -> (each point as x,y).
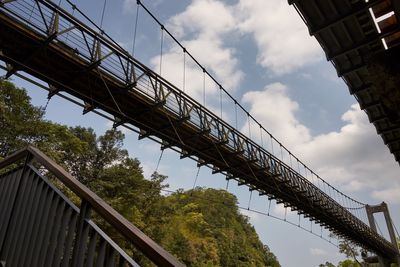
0,146 -> 184,267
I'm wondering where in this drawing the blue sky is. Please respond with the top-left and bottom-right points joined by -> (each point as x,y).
2,0 -> 400,266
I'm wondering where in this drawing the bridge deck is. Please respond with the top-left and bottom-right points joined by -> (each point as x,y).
0,0 -> 398,259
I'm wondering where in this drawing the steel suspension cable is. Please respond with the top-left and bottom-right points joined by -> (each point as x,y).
247,190 -> 253,210
131,3 -> 140,56
376,220 -> 384,237
154,149 -> 164,173
99,0 -> 107,30
159,26 -> 164,75
247,114 -> 251,139
192,166 -> 201,190
267,199 -> 272,215
390,217 -> 400,239
183,49 -> 186,93
219,86 -> 223,119
234,102 -> 238,129
202,69 -> 206,106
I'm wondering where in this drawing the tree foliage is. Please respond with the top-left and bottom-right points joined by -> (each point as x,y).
1,80 -> 281,266
0,79 -> 45,157
319,262 -> 336,267
337,259 -> 361,267
150,188 -> 280,266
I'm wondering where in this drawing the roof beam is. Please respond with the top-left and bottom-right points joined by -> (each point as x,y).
349,83 -> 371,95
377,125 -> 400,135
384,138 -> 400,146
337,62 -> 366,77
327,25 -> 400,61
360,100 -> 380,110
309,0 -> 382,36
369,114 -> 387,123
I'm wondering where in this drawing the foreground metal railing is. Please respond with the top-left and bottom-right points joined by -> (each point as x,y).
0,146 -> 184,267
0,0 -> 398,259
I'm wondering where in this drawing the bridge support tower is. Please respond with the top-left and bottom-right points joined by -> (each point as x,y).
365,202 -> 400,266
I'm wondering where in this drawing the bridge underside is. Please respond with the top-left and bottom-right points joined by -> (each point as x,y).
0,0 -> 398,261
291,0 -> 400,164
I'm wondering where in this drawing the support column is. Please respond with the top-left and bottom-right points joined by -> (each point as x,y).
381,202 -> 400,265
365,202 -> 400,267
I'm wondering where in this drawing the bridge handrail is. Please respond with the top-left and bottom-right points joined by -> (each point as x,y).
0,146 -> 185,267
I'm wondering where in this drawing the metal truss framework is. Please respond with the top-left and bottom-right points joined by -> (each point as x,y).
0,0 -> 398,260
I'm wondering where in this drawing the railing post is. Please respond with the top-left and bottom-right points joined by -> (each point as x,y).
71,199 -> 92,267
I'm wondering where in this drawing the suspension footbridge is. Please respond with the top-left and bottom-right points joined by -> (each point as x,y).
0,0 -> 399,265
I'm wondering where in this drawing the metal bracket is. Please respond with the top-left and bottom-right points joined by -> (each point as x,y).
47,84 -> 59,99
179,149 -> 190,159
82,101 -> 94,115
0,51 -> 16,79
196,159 -> 207,167
112,117 -> 125,128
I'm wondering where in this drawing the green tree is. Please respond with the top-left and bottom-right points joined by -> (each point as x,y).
0,79 -> 45,157
338,239 -> 360,260
319,262 -> 336,267
151,188 -> 280,267
327,233 -> 363,266
61,127 -> 129,184
337,259 -> 361,267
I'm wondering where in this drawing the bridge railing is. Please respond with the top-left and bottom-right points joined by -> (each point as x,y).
0,146 -> 184,267
0,0 -> 398,258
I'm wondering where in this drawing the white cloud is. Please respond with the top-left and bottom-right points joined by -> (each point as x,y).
296,104 -> 399,189
242,83 -> 400,199
236,0 -> 322,74
242,82 -> 311,148
168,0 -> 236,39
149,0 -> 325,103
372,187 -> 400,204
310,247 -> 328,256
150,0 -> 243,102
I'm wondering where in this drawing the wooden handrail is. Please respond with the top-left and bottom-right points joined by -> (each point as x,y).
0,146 -> 185,267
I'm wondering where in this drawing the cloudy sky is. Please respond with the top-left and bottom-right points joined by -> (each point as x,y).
3,0 -> 400,266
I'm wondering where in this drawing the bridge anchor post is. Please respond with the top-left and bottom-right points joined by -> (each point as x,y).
365,202 -> 400,266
